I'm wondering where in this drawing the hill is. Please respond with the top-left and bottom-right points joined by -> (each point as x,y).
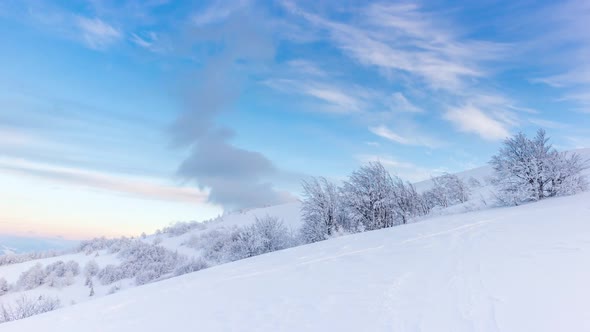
2,190 -> 590,331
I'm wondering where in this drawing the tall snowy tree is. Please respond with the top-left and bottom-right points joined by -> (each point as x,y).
490,129 -> 588,205
300,177 -> 347,243
390,177 -> 423,225
341,162 -> 397,230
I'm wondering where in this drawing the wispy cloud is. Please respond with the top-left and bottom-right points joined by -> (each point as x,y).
369,125 -> 441,148
76,16 -> 122,49
528,118 -> 569,129
389,92 -> 423,113
191,0 -> 250,26
283,2 -> 506,90
0,158 -> 208,204
265,79 -> 366,113
527,1 -> 590,111
444,104 -> 510,141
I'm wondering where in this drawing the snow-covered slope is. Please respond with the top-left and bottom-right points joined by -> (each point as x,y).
0,202 -> 303,311
3,191 -> 590,332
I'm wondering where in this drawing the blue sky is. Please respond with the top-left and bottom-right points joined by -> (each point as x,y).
0,0 -> 588,239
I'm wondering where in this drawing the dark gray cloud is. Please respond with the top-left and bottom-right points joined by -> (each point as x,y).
172,7 -> 295,210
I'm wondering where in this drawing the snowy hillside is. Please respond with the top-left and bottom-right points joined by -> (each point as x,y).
3,191 -> 590,331
1,148 -> 588,329
0,202 -> 303,314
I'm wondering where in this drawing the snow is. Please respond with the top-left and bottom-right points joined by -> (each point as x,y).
3,191 -> 590,331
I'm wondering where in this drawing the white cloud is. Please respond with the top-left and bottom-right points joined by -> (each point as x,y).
192,0 -> 250,26
286,59 -> 327,77
528,118 -> 569,129
444,105 -> 510,141
265,79 -> 366,113
389,92 -> 422,113
369,125 -> 441,148
369,125 -> 410,145
76,16 -> 121,49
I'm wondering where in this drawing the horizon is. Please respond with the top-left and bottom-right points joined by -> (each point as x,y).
1,0 -> 589,239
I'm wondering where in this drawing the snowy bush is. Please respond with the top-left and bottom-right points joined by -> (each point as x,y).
97,264 -> 127,285
84,260 -> 100,278
97,240 -> 184,286
16,264 -> 47,290
135,269 -> 161,285
158,221 -> 206,237
77,237 -> 134,255
0,251 -> 63,267
490,129 -> 588,205
174,258 -> 209,276
0,295 -> 60,324
187,216 -> 294,264
300,177 -> 351,243
43,260 -> 80,288
186,227 -> 240,263
424,173 -> 471,208
0,278 -> 8,296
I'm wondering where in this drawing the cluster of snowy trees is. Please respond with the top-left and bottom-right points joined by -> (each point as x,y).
0,251 -> 65,267
421,173 -> 471,211
300,162 -> 472,243
96,240 -> 184,286
0,295 -> 60,324
184,216 -> 296,264
490,129 -> 588,205
14,260 -> 80,291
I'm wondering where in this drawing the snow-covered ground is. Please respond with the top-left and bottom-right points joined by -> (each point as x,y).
2,190 -> 590,331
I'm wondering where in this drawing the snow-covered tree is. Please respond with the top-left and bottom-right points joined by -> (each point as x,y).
490,129 -> 588,205
425,173 -> 471,208
300,177 -> 346,243
341,162 -> 397,230
88,279 -> 95,297
227,216 -> 293,261
250,216 -> 293,253
174,258 -> 208,276
17,264 -> 46,290
390,177 -> 424,224
0,295 -> 60,324
84,260 -> 100,278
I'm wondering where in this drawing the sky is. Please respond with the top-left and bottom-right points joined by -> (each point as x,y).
0,0 -> 589,240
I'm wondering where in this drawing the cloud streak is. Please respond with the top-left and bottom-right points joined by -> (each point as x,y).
369,125 -> 441,148
0,158 -> 208,204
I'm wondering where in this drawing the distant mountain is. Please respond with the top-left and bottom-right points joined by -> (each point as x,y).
0,235 -> 78,255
